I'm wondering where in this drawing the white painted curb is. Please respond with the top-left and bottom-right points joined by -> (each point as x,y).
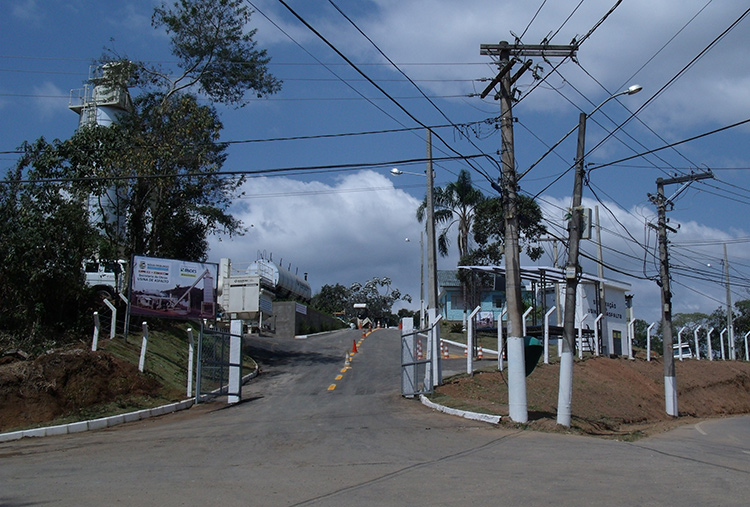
420,394 -> 502,425
0,398 -> 196,443
0,367 -> 261,443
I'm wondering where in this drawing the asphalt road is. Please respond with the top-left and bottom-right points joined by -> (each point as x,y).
2,327 -> 749,506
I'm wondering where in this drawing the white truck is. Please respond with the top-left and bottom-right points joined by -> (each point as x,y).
84,259 -> 127,300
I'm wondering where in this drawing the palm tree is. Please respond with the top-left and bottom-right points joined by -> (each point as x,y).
416,169 -> 485,260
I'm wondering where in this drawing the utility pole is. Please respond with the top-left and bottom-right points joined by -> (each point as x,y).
724,244 -> 735,360
480,41 -> 577,423
649,171 -> 713,416
556,111 -> 587,427
595,206 -> 611,356
425,128 -> 441,387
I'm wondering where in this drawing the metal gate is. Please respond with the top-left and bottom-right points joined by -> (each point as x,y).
195,326 -> 242,402
401,319 -> 433,397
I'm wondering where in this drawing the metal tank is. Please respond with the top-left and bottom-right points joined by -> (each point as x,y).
247,259 -> 312,302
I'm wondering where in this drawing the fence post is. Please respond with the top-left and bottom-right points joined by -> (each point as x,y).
720,328 -> 727,360
138,322 -> 148,372
707,327 -> 714,361
103,299 -> 116,339
187,328 -> 194,398
677,326 -> 686,361
466,306 -> 480,376
627,319 -> 635,360
693,325 -> 702,360
544,307 -> 556,364
92,312 -> 100,351
593,313 -> 603,356
647,322 -> 657,361
497,308 -> 507,371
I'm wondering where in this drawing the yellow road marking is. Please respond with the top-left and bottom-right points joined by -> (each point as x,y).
328,384 -> 336,391
335,374 -> 343,380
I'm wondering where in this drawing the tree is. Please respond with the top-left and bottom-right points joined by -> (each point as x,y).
0,142 -> 100,351
311,283 -> 350,316
1,0 -> 281,348
99,0 -> 281,109
416,169 -> 485,259
311,278 -> 411,326
469,194 -> 547,265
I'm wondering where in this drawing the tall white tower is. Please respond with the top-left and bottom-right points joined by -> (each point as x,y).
68,63 -> 133,251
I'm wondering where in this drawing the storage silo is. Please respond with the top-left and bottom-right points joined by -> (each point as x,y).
68,63 -> 133,245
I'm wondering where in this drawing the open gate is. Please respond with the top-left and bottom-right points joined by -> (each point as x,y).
401,318 -> 433,397
195,325 -> 242,402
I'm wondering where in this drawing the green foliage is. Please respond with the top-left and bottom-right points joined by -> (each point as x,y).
417,169 -> 485,259
470,194 -> 548,264
311,278 -> 411,323
0,1 -> 280,349
149,0 -> 281,106
0,144 -> 102,350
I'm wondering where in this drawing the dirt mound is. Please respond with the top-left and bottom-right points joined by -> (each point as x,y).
433,356 -> 750,438
0,347 -> 160,432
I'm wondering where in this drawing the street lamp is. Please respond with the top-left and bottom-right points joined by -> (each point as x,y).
557,84 -> 643,427
390,129 -> 441,388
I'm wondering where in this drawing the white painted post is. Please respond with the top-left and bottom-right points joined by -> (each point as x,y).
627,319 -> 635,360
467,306 -> 481,376
92,312 -> 100,351
544,307 -> 556,364
138,322 -> 148,372
677,326 -> 686,361
720,328 -> 727,360
707,327 -> 714,361
594,314 -> 603,356
693,325 -> 702,360
578,314 -> 589,359
522,306 -> 533,337
186,328 -> 194,398
118,293 -> 129,339
228,320 -> 242,404
102,299 -> 116,339
744,331 -> 750,362
647,322 -> 656,361
497,308 -> 507,371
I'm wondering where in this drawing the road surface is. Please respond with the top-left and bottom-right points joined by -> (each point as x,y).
2,327 -> 749,505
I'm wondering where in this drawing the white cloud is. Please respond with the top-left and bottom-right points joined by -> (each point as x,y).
208,170 -> 427,301
32,82 -> 66,120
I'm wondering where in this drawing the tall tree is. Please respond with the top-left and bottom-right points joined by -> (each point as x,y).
468,194 -> 547,265
0,141 -> 99,350
417,169 -> 485,259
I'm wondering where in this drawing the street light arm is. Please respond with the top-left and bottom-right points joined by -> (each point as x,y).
518,84 -> 642,181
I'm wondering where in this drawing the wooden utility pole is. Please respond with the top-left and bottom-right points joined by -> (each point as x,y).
650,172 -> 713,416
480,41 -> 577,423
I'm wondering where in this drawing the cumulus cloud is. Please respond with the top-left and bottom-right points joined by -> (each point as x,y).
208,170 -> 428,301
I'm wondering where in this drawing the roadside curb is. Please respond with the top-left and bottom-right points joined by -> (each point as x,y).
0,367 -> 260,444
419,394 -> 502,425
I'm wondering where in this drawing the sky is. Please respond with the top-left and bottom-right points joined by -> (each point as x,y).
2,0 -> 750,325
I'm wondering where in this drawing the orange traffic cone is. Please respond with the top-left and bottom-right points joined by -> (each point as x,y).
352,340 -> 358,354
442,342 -> 449,359
478,345 -> 484,360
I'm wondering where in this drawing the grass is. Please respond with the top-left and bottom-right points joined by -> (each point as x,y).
100,319 -> 257,399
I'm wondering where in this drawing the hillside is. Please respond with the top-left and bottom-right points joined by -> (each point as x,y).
430,355 -> 750,438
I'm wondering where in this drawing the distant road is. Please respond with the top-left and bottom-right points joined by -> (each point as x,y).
2,327 -> 749,506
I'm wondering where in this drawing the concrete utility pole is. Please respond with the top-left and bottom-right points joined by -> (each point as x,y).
650,171 -> 713,416
557,111 -> 586,427
425,129 -> 441,386
480,41 -> 577,423
724,243 -> 735,360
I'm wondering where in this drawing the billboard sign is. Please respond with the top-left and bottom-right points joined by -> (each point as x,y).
130,255 -> 218,319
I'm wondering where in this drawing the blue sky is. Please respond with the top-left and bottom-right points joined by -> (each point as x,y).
2,0 -> 750,324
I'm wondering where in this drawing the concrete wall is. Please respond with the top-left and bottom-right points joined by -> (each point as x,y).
273,301 -> 346,338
